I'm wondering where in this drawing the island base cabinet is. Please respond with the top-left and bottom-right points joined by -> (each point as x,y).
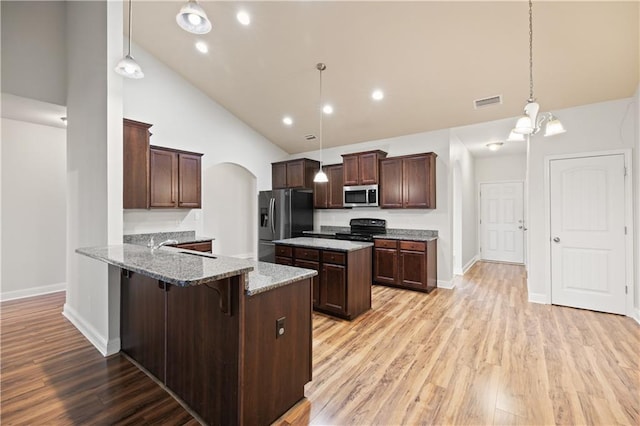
120,272 -> 312,426
120,270 -> 166,383
276,245 -> 372,320
165,277 -> 242,426
321,263 -> 346,313
243,278 -> 312,425
294,259 -> 320,307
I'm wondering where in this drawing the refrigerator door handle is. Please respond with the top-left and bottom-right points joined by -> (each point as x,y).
270,197 -> 276,234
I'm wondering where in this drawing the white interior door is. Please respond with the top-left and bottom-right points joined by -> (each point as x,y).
550,154 -> 626,314
480,182 -> 524,263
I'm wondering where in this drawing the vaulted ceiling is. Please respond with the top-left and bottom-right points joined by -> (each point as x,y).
129,1 -> 639,154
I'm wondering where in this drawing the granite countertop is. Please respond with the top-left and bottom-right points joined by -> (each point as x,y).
302,230 -> 337,238
304,227 -> 438,242
274,237 -> 373,251
373,229 -> 438,242
246,262 -> 317,296
76,244 -> 317,296
123,231 -> 214,247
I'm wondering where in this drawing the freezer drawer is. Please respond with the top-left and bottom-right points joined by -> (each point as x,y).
259,241 -> 275,263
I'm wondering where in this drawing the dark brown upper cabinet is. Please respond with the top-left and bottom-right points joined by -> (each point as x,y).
271,158 -> 320,189
123,119 -> 151,209
314,164 -> 344,209
150,146 -> 202,209
341,150 -> 387,186
123,118 -> 203,209
379,152 -> 436,209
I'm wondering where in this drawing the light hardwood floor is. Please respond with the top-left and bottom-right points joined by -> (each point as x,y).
1,261 -> 638,425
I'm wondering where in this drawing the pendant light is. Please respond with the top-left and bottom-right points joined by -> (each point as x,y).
115,0 -> 144,79
176,0 -> 212,35
511,0 -> 565,137
313,63 -> 329,183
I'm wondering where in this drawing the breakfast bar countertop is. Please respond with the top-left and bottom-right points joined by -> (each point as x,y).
76,244 -> 316,295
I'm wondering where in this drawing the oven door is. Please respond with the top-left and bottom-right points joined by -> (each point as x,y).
343,185 -> 378,207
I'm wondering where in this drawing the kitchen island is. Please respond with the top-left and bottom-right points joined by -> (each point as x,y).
76,244 -> 316,426
274,237 -> 373,320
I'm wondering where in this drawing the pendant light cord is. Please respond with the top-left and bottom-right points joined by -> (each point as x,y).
528,0 -> 534,102
128,0 -> 133,55
317,63 -> 326,170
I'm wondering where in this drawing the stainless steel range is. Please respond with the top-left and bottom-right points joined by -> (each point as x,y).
334,218 -> 387,242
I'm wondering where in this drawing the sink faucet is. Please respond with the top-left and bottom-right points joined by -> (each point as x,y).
152,239 -> 178,250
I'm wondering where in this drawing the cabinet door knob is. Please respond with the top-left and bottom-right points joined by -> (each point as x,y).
553,237 -> 560,243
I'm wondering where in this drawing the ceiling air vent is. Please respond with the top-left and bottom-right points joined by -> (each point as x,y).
304,134 -> 316,141
474,95 -> 502,109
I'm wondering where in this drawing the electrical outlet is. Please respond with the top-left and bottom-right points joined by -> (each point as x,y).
276,317 -> 286,339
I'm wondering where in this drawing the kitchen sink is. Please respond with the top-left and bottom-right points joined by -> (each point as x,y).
178,251 -> 217,259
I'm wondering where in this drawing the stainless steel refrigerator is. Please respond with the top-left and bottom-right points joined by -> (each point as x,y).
258,189 -> 313,263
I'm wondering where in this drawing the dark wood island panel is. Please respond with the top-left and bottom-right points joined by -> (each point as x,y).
121,272 -> 312,426
166,277 -> 242,426
243,278 -> 312,425
120,270 -> 166,382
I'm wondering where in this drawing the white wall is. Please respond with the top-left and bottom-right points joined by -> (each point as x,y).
291,130 -> 454,285
1,1 -> 67,106
450,134 -> 477,274
1,119 -> 67,300
63,0 -> 123,356
475,154 -> 527,183
122,42 -> 287,257
634,86 -> 639,321
207,163 -> 257,258
527,98 -> 637,309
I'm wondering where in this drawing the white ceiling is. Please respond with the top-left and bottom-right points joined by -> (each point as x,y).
128,1 -> 635,155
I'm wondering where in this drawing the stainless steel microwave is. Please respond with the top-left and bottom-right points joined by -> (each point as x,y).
343,185 -> 379,207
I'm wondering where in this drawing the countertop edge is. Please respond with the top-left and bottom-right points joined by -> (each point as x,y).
75,246 -> 253,287
274,238 -> 373,252
372,234 -> 438,242
247,269 -> 318,296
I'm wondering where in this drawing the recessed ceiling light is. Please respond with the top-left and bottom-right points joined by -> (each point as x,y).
486,142 -> 504,151
371,89 -> 384,101
282,116 -> 293,126
237,11 -> 250,26
323,104 -> 333,114
195,41 -> 208,53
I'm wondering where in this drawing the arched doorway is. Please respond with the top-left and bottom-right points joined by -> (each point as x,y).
203,163 -> 257,258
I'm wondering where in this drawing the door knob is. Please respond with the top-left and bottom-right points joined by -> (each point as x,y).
553,237 -> 560,243
518,225 -> 523,229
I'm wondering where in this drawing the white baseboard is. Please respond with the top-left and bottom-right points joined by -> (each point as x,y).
528,292 -> 549,304
437,279 -> 454,289
633,308 -> 640,325
62,303 -> 120,356
463,255 -> 479,274
0,282 -> 66,302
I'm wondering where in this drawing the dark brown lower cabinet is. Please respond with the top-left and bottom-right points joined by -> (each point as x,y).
321,263 -> 346,313
120,271 -> 312,426
373,240 -> 398,286
294,259 -> 320,307
373,238 -> 437,293
276,245 -> 372,320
